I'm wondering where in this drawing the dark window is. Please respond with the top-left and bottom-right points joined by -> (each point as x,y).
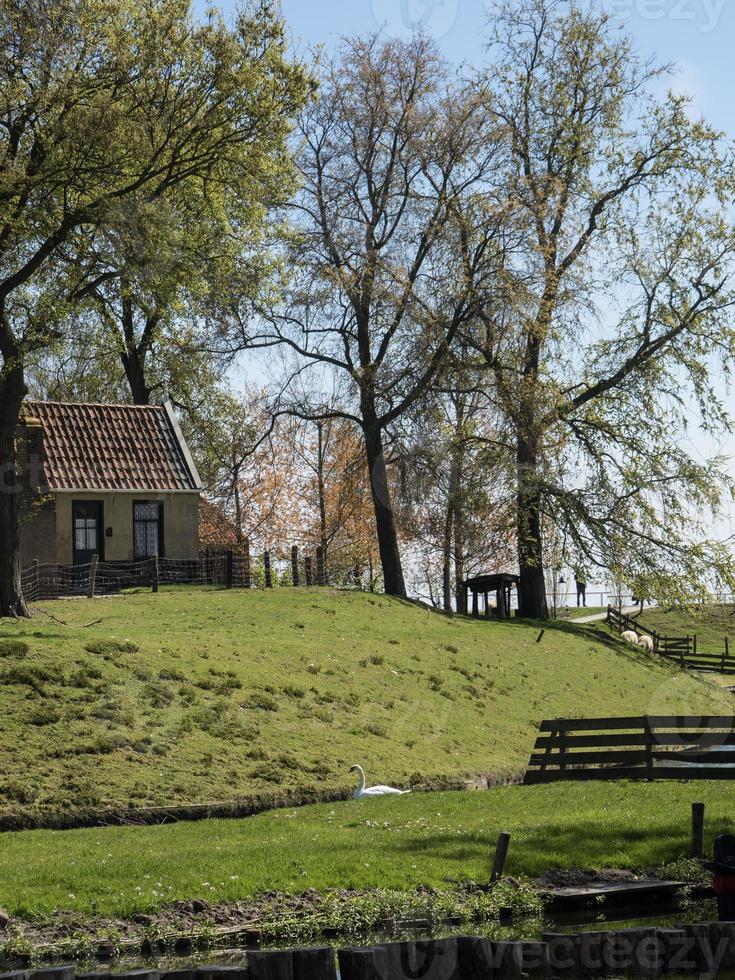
133,501 -> 163,559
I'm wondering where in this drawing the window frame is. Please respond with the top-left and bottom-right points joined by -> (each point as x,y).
132,500 -> 164,560
71,500 -> 104,564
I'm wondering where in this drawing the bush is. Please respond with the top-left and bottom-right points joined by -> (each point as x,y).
1,664 -> 57,694
246,692 -> 279,712
0,640 -> 29,659
143,681 -> 175,709
84,640 -> 139,658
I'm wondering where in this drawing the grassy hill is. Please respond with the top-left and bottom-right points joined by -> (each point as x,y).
636,604 -> 735,653
0,588 -> 730,821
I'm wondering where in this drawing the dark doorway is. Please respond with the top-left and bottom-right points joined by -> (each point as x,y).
72,500 -> 104,565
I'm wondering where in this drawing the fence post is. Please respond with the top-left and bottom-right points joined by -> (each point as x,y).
264,550 -> 272,589
32,559 -> 39,600
644,719 -> 654,780
151,556 -> 159,594
491,831 -> 511,883
305,555 -> 313,587
291,545 -> 300,587
87,554 -> 98,598
724,636 -> 729,673
226,549 -> 234,589
354,565 -> 361,590
316,545 -> 326,586
243,539 -> 251,589
691,802 -> 705,859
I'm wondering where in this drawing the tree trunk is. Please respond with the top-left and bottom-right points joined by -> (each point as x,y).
119,296 -> 152,405
442,495 -> 453,612
316,422 -> 328,569
0,351 -> 29,618
121,346 -> 151,405
516,435 -> 548,619
363,422 -> 406,598
451,448 -> 466,614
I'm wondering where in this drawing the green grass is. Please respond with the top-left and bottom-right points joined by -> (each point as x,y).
3,782 -> 735,919
637,604 -> 735,654
0,588 -> 730,818
561,606 -> 606,620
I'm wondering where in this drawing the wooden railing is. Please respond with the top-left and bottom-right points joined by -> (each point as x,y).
606,606 -> 735,674
523,716 -> 735,784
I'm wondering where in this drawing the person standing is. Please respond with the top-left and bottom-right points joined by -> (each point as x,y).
575,569 -> 587,607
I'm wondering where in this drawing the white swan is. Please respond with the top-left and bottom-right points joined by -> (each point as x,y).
349,764 -> 410,799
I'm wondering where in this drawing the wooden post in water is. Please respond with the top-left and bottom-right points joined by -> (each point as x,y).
264,550 -> 272,589
291,545 -> 300,587
491,831 -> 511,883
87,554 -> 98,598
691,802 -> 705,859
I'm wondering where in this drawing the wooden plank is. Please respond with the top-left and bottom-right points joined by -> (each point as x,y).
534,731 -> 735,750
537,715 -> 735,732
523,766 -> 735,783
529,747 -> 735,767
337,948 -> 388,980
529,750 -> 650,766
291,948 -> 336,980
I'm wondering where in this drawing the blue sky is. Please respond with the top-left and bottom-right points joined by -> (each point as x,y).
273,0 -> 735,140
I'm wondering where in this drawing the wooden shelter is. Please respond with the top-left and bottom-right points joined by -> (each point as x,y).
462,573 -> 519,620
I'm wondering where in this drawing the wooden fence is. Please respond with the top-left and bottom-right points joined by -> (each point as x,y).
14,925 -> 735,979
606,606 -> 735,674
523,715 -> 735,784
19,543 -> 367,603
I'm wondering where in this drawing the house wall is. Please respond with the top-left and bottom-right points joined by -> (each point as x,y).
20,497 -> 57,565
51,491 -> 200,564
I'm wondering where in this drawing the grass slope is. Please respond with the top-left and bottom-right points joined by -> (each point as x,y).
637,604 -> 735,654
4,782 -> 735,919
0,588 -> 730,818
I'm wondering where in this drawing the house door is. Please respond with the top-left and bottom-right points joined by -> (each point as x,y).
72,501 -> 104,565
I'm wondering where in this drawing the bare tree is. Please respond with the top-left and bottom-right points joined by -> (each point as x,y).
247,33 -> 503,596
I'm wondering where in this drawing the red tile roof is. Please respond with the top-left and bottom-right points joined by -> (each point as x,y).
20,401 -> 201,492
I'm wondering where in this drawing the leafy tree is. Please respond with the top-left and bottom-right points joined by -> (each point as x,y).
248,33 -> 503,597
467,0 -> 735,617
0,0 -> 309,615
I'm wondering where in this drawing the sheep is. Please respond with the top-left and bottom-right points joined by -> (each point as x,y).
637,634 -> 654,653
621,630 -> 639,645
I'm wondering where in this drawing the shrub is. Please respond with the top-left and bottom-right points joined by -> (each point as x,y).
246,692 -> 279,712
27,706 -> 61,726
0,640 -> 29,659
249,762 -> 283,783
282,684 -> 306,698
143,681 -> 175,708
1,664 -> 57,694
84,640 -> 139,658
